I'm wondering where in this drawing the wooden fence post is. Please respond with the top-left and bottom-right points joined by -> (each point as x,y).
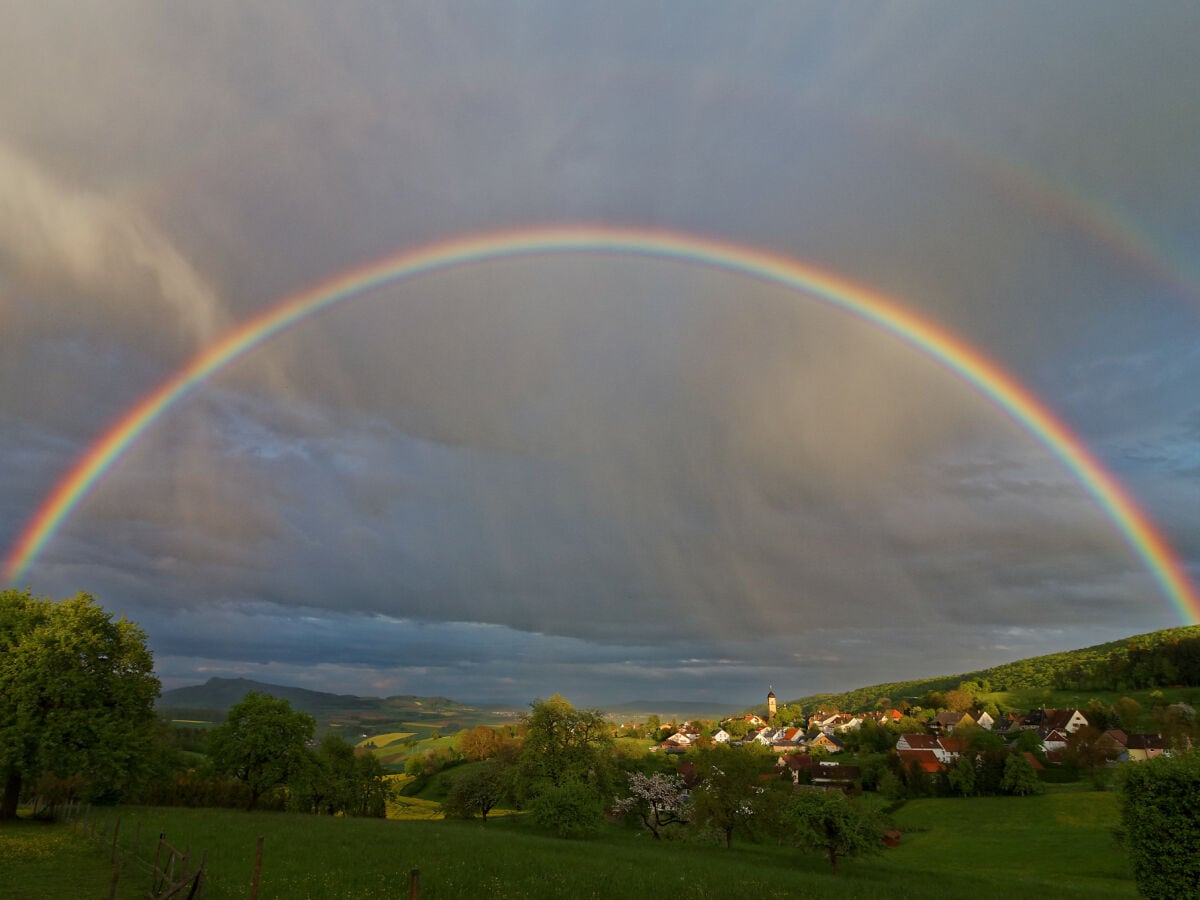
111,816 -> 121,862
249,835 -> 264,900
153,832 -> 165,894
108,851 -> 122,900
409,867 -> 420,899
190,849 -> 208,900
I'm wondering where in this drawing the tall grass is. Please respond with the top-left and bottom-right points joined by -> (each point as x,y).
2,787 -> 1136,899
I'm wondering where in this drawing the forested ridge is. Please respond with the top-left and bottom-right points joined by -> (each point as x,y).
791,624 -> 1200,712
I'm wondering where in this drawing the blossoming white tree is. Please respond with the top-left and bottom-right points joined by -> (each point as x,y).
613,771 -> 690,839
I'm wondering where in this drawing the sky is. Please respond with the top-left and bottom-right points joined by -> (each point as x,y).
2,2 -> 1199,707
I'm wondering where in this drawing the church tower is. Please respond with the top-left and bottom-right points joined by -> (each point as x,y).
767,687 -> 777,722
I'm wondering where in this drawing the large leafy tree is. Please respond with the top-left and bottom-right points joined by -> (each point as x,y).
207,692 -> 314,810
516,694 -> 613,794
784,790 -> 887,875
442,761 -> 510,823
515,695 -> 613,838
456,724 -> 511,762
690,743 -> 774,848
999,752 -> 1043,796
290,734 -> 392,817
0,589 -> 160,819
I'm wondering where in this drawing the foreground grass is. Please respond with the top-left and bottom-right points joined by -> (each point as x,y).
1,788 -> 1135,899
0,817 -> 126,900
886,786 -> 1133,897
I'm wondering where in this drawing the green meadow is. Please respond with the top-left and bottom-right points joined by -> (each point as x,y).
2,786 -> 1135,899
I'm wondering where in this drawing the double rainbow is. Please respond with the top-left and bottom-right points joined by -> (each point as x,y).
5,225 -> 1197,622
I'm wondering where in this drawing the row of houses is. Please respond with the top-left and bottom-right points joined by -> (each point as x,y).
897,708 -> 1170,771
655,722 -> 847,754
655,706 -> 1171,765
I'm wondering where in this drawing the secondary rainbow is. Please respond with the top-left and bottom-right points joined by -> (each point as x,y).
5,225 -> 1198,623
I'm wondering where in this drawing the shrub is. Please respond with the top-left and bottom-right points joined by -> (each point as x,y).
529,778 -> 603,838
1120,753 -> 1200,898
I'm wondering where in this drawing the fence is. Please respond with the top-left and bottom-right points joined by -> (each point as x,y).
66,802 -> 209,900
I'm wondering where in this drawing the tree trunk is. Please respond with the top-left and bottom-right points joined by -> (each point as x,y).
828,847 -> 839,876
1,770 -> 22,820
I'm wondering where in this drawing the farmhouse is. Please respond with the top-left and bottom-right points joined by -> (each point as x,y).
811,760 -> 861,791
895,733 -> 965,769
1122,733 -> 1169,762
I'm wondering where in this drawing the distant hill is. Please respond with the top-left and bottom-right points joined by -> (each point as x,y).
156,676 -> 516,727
159,677 -> 380,715
158,677 -> 739,723
602,700 -> 743,720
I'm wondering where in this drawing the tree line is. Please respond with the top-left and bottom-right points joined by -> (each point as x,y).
1,589 -> 390,818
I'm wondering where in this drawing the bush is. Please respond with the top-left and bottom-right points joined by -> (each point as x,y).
529,779 -> 604,839
1120,753 -> 1200,898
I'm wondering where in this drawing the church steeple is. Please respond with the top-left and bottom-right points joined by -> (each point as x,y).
767,686 -> 777,722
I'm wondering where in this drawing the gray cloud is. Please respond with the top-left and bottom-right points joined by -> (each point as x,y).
3,2 -> 1198,703
0,142 -> 224,349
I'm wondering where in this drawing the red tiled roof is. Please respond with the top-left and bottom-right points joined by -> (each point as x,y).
897,750 -> 943,773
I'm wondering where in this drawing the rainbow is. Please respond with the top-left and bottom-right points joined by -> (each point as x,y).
5,225 -> 1198,622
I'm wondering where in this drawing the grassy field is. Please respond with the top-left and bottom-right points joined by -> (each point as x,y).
0,816 -> 127,900
0,785 -> 1136,899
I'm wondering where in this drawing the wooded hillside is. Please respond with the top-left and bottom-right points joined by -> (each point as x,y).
789,624 -> 1200,712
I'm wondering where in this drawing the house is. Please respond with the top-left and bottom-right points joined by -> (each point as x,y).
991,713 -> 1021,735
1021,708 -> 1088,734
836,715 -> 863,733
1039,728 -> 1071,754
969,710 -> 995,730
809,712 -> 861,735
809,711 -> 842,732
811,760 -> 861,791
1099,728 -> 1131,761
711,729 -> 731,744
930,711 -> 974,734
725,713 -> 767,729
777,753 -> 813,783
895,733 -> 965,770
931,709 -> 995,734
769,726 -> 806,752
743,726 -> 769,746
1043,709 -> 1088,734
1124,733 -> 1168,762
808,733 -> 845,754
659,731 -> 696,752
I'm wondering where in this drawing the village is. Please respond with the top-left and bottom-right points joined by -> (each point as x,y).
637,688 -> 1172,793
